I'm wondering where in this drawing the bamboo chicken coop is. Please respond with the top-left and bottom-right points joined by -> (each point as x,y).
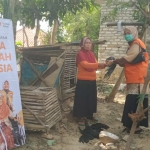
19,41 -> 106,131
21,86 -> 61,131
20,41 -> 106,101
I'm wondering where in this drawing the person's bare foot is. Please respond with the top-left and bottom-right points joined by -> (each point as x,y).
86,117 -> 98,123
76,117 -> 86,126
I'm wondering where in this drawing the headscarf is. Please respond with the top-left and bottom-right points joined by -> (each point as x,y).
76,37 -> 96,72
80,37 -> 90,48
124,26 -> 146,49
124,26 -> 138,40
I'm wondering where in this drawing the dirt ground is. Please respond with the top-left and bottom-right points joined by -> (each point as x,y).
15,91 -> 150,150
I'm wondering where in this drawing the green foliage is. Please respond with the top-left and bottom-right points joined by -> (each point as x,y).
42,31 -> 51,45
15,41 -> 23,47
102,0 -> 150,25
15,41 -> 23,61
60,6 -> 101,41
132,0 -> 150,24
57,24 -> 67,43
0,0 -> 98,28
97,84 -> 113,97
18,0 -> 98,28
3,0 -> 11,18
55,5 -> 101,56
137,94 -> 146,103
42,3 -> 101,56
101,1 -> 130,23
101,0 -> 150,40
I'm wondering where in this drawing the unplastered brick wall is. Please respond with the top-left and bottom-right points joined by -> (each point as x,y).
98,0 -> 135,62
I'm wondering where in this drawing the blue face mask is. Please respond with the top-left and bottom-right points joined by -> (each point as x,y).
124,34 -> 134,42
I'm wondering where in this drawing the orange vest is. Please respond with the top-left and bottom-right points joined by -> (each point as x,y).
124,39 -> 149,84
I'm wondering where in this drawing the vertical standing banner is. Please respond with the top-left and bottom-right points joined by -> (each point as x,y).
0,19 -> 26,149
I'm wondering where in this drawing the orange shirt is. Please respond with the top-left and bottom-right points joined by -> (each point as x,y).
124,38 -> 149,84
77,61 -> 105,80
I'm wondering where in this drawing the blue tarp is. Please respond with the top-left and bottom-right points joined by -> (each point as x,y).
20,60 -> 48,86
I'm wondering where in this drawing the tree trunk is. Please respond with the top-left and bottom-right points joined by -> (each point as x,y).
34,19 -> 40,46
3,0 -> 10,18
86,19 -> 89,37
23,26 -> 29,47
13,22 -> 17,41
139,25 -> 149,40
86,29 -> 89,37
107,69 -> 124,102
143,28 -> 147,43
9,0 -> 16,41
51,19 -> 58,44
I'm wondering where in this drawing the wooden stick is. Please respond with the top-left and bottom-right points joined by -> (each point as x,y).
125,71 -> 150,150
107,22 -> 144,27
107,69 -> 124,102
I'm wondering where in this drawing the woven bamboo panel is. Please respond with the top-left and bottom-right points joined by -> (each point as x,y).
20,86 -> 62,131
61,49 -> 79,100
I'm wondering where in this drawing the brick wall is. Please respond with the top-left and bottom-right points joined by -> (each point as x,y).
98,1 -> 135,62
97,0 -> 150,82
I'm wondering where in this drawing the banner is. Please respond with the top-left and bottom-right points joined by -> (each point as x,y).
0,19 -> 26,149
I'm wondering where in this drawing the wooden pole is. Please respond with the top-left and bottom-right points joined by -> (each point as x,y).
107,68 -> 124,102
125,71 -> 150,150
107,22 -> 144,27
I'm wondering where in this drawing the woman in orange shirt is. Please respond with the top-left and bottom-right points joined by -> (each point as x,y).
107,26 -> 149,134
73,37 -> 107,125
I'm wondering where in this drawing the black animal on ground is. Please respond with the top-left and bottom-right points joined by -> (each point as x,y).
78,120 -> 109,143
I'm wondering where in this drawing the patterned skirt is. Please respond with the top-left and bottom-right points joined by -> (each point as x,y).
122,84 -> 149,129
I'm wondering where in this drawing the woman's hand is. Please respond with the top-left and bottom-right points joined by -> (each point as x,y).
106,60 -> 114,66
98,63 -> 107,69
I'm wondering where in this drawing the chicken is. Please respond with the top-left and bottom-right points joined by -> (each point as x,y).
78,120 -> 109,143
104,57 -> 116,79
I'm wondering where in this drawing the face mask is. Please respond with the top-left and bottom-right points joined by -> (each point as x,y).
124,34 -> 134,42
